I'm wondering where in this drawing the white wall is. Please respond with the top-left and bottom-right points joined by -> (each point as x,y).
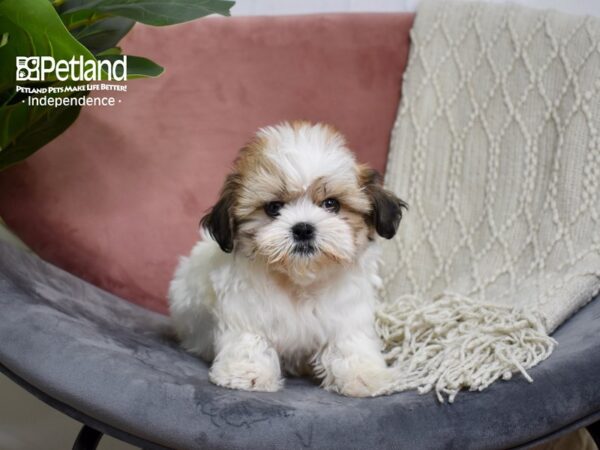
2,1 -> 600,449
232,0 -> 600,18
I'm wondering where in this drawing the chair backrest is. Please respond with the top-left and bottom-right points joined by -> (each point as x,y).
0,13 -> 414,313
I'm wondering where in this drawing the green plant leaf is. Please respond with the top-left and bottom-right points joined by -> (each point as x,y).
99,54 -> 163,78
0,88 -> 15,106
0,101 -> 29,150
0,0 -> 99,171
0,94 -> 84,171
0,0 -> 97,92
61,0 -> 235,26
0,32 -> 8,49
96,46 -> 122,56
60,9 -> 111,30
70,17 -> 134,54
0,85 -> 78,148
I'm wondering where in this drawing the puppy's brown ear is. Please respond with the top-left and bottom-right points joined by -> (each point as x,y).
200,174 -> 239,253
360,167 -> 407,239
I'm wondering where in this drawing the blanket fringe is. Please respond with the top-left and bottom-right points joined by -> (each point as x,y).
375,293 -> 557,403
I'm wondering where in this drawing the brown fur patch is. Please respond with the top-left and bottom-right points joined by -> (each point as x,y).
357,164 -> 407,239
339,209 -> 371,251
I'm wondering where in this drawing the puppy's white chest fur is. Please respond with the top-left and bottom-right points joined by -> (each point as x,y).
170,239 -> 382,374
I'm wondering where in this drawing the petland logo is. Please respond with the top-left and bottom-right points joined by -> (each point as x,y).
16,56 -> 127,82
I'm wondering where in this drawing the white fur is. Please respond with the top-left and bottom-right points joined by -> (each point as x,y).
169,239 -> 393,396
168,123 -> 393,396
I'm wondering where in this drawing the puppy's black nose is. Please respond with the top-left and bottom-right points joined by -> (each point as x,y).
292,222 -> 315,241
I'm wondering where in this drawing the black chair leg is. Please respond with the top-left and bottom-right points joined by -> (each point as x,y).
72,424 -> 103,450
588,419 -> 600,447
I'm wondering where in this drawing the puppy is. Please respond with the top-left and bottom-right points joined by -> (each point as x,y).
168,121 -> 406,397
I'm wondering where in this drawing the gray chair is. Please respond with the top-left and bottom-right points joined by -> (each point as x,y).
1,11 -> 599,450
1,240 -> 599,450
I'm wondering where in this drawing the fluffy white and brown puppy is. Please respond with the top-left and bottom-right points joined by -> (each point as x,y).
169,121 -> 406,397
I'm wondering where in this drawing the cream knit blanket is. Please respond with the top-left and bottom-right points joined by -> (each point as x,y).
377,0 -> 600,402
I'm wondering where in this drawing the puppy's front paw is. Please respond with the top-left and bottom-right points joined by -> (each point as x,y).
330,366 -> 394,398
209,333 -> 283,392
209,361 -> 283,392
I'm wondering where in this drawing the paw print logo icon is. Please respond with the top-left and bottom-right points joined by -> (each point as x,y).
16,57 -> 41,81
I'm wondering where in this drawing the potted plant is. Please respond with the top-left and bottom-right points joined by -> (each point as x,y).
0,0 -> 234,172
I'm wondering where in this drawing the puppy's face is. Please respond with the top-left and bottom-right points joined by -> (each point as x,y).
201,122 -> 406,283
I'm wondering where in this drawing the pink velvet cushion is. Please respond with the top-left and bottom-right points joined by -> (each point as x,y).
0,13 -> 414,313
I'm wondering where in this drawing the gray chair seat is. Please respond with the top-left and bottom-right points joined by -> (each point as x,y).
0,240 -> 599,450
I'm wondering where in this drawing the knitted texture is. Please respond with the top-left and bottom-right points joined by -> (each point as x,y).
378,0 -> 600,401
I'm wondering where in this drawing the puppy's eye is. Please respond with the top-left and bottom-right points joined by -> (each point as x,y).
321,198 -> 340,213
264,201 -> 284,217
